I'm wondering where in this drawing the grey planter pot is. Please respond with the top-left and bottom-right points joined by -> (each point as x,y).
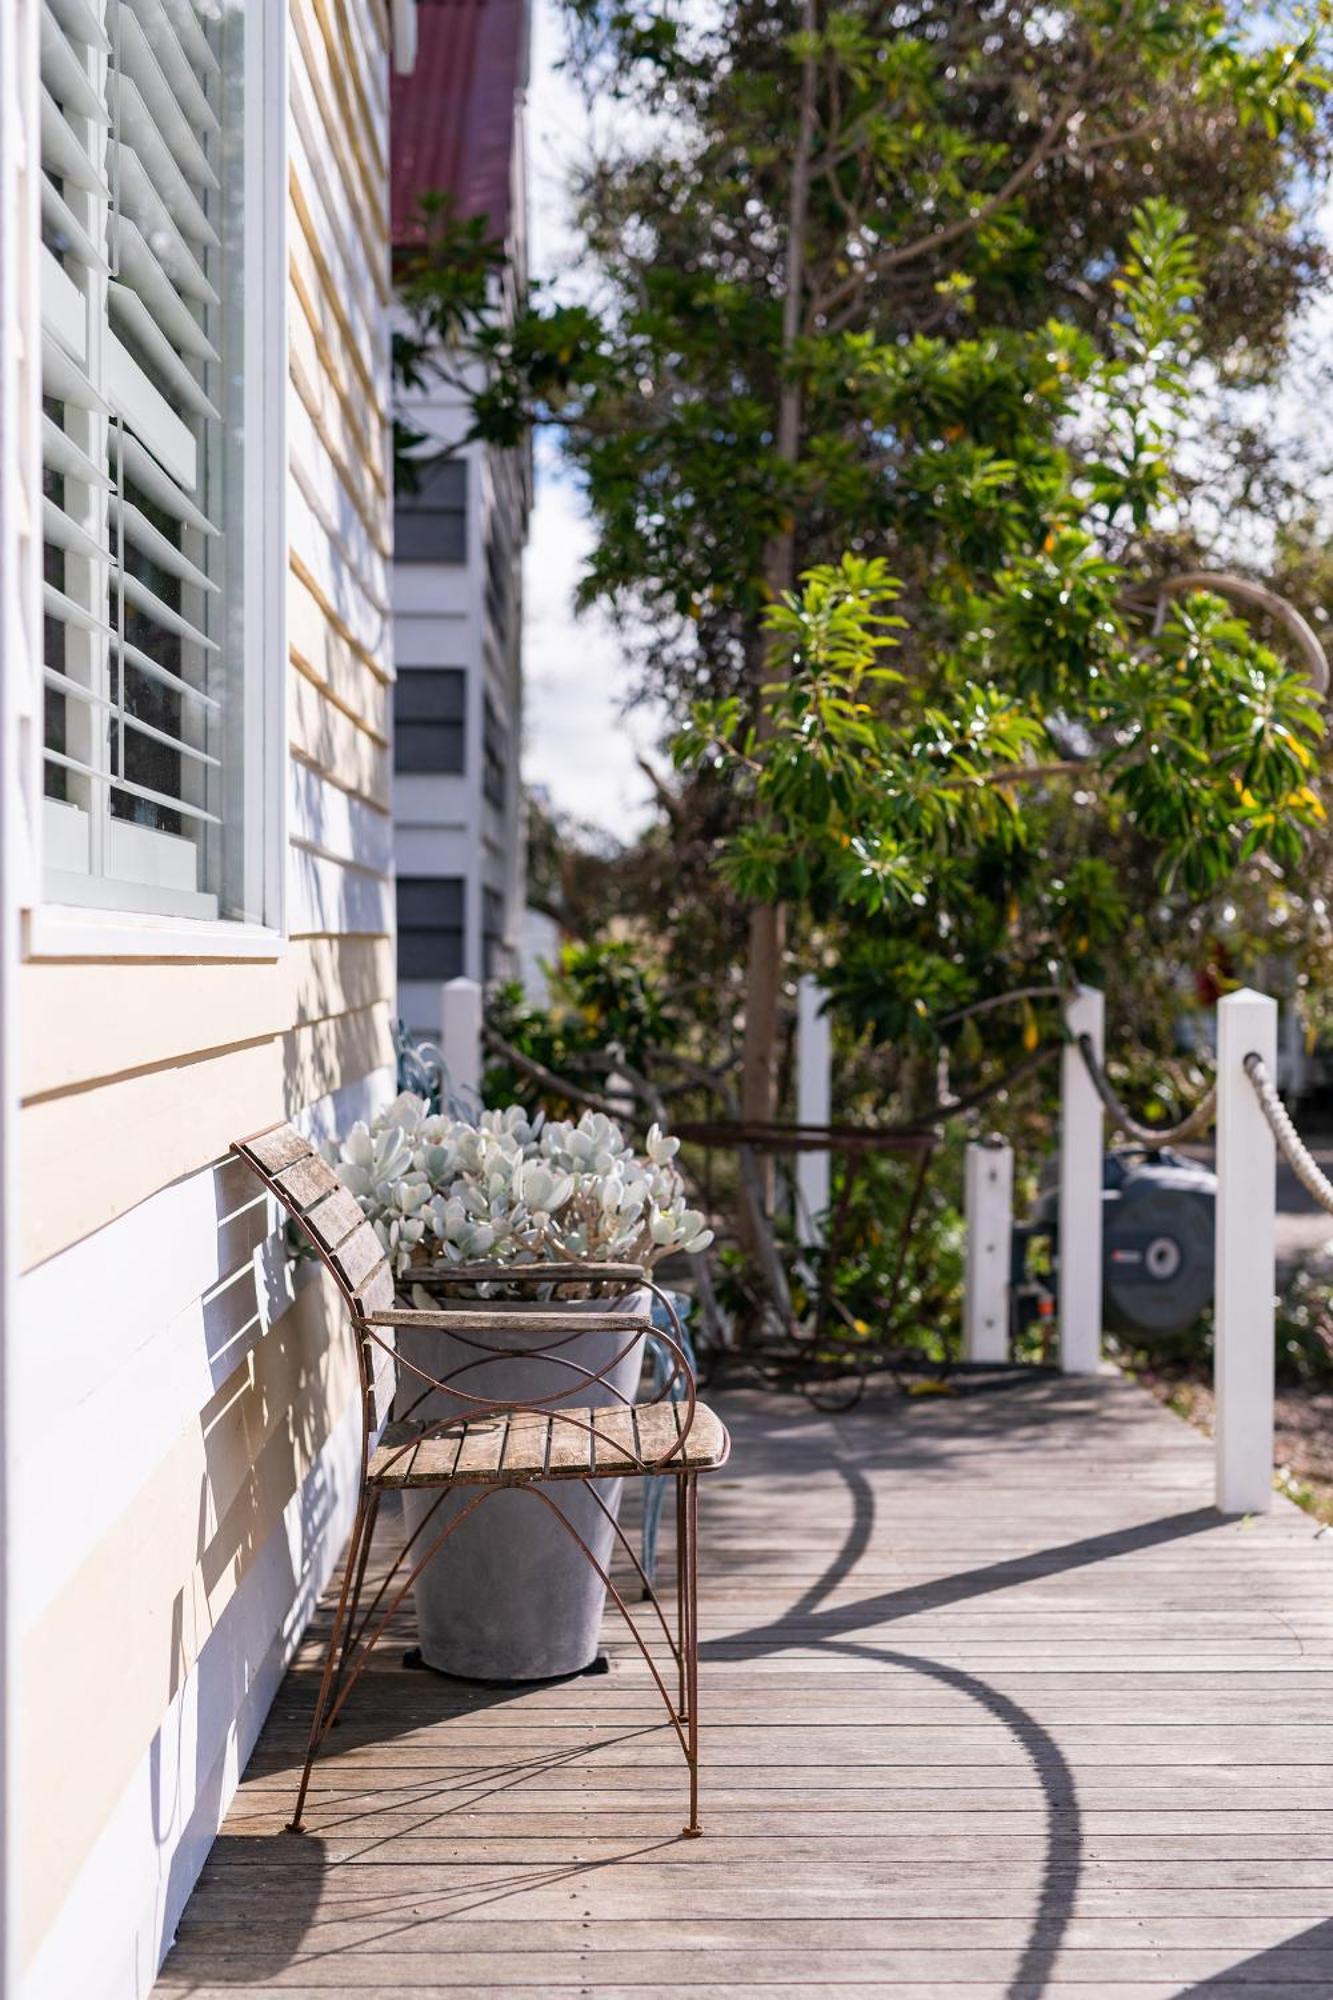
396,1289 -> 648,1681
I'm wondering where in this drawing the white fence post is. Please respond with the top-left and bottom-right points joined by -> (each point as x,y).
964,1138 -> 1013,1363
796,974 -> 831,1246
440,976 -> 483,1107
1214,988 -> 1277,1515
1059,985 -> 1105,1375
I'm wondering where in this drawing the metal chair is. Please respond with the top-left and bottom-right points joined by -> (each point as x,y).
641,1290 -> 698,1592
234,1122 -> 731,1838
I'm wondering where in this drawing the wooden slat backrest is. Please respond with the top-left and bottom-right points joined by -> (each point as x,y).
234,1123 -> 397,1434
236,1126 -> 392,1285
272,1153 -> 342,1214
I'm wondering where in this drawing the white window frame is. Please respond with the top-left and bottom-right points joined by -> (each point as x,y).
25,0 -> 288,963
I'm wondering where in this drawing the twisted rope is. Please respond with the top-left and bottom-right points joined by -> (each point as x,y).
1243,1053 -> 1333,1216
1075,1034 -> 1217,1146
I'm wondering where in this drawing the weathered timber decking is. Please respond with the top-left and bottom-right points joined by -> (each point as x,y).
156,1371 -> 1333,1999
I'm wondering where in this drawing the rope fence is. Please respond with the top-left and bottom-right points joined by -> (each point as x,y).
449,972 -> 1305,1518
961,984 -> 1307,1517
1074,1032 -> 1217,1147
1243,1051 -> 1333,1216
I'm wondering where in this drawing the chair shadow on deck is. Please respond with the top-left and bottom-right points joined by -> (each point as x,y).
164,1384 -> 1225,1997
696,1391 -> 1223,2000
171,1656 -> 688,1985
1171,1920 -> 1333,1994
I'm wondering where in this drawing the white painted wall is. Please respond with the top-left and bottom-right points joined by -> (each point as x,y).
0,5 -> 42,1993
4,6 -> 398,1995
22,1397 -> 362,2000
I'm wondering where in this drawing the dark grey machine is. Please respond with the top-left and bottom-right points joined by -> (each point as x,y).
1012,1146 -> 1216,1342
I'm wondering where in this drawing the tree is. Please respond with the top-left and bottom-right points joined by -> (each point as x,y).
395,1 -> 1333,1195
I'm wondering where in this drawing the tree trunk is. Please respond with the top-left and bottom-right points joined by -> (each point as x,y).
738,0 -> 818,1189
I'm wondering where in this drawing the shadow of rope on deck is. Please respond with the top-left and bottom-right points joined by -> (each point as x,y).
705,1456 -> 1219,2000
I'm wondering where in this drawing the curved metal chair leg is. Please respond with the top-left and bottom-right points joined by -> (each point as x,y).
289,1493 -> 373,1832
290,1467 -> 709,1839
682,1473 -> 702,1837
329,1490 -> 380,1712
675,1472 -> 688,1721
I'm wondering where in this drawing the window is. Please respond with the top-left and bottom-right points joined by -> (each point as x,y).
38,0 -> 282,931
482,884 -> 505,983
395,456 -> 467,564
484,519 -> 511,652
394,668 -> 465,774
482,693 -> 507,810
397,876 -> 465,982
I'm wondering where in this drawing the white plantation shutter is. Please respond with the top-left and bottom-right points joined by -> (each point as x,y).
39,0 -> 230,916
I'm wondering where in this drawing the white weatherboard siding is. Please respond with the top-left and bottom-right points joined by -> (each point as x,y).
9,4 -> 396,1998
0,5 -> 44,1996
21,1395 -> 363,2000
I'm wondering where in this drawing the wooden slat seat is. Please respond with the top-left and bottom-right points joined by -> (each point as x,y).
368,1400 -> 729,1487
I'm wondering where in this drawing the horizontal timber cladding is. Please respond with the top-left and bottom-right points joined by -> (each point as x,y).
291,667 -> 393,808
20,1001 -> 395,1267
288,471 -> 391,654
292,680 -> 392,820
16,2 -> 394,1993
19,938 -> 395,1100
18,1267 -> 360,1964
290,0 -> 389,304
290,556 -> 392,709
290,761 -> 395,875
21,1399 -> 362,2000
13,1067 -> 388,1485
289,265 -> 388,500
290,337 -> 390,545
289,365 -> 392,564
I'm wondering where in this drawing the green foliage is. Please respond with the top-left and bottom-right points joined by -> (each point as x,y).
1275,1263 -> 1333,1384
396,0 -> 1333,1305
793,1141 -> 969,1368
484,940 -> 677,1107
1119,1256 -> 1333,1388
680,203 -> 1325,919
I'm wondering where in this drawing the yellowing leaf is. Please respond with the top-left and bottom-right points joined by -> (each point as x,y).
1022,1000 -> 1040,1053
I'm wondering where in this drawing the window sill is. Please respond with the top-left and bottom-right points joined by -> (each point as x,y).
26,903 -> 288,963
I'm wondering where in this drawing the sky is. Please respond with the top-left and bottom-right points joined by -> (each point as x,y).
518,0 -> 665,840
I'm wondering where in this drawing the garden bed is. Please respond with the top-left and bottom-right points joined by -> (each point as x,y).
1131,1361 -> 1333,1524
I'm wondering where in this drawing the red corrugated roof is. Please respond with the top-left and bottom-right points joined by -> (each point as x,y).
391,0 -> 526,248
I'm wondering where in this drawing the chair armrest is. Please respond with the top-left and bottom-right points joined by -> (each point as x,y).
363,1305 -> 653,1333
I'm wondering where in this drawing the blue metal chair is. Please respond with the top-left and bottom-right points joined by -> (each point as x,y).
641,1290 -> 698,1592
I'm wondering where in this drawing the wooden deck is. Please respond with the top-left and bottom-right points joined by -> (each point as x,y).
155,1371 -> 1333,1999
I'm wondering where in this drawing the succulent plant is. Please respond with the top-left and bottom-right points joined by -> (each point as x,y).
321,1094 -> 714,1279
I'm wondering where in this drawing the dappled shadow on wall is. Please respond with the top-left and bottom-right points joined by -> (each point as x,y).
154,1445 -> 351,1986
145,1178 -> 359,1984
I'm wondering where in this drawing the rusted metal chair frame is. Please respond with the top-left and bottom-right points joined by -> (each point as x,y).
234,1122 -> 730,1840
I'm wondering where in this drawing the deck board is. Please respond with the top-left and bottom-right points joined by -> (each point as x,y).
153,1371 -> 1333,1998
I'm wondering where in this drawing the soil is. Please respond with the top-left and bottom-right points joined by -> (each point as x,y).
1132,1114 -> 1333,1522
1131,1362 -> 1333,1524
